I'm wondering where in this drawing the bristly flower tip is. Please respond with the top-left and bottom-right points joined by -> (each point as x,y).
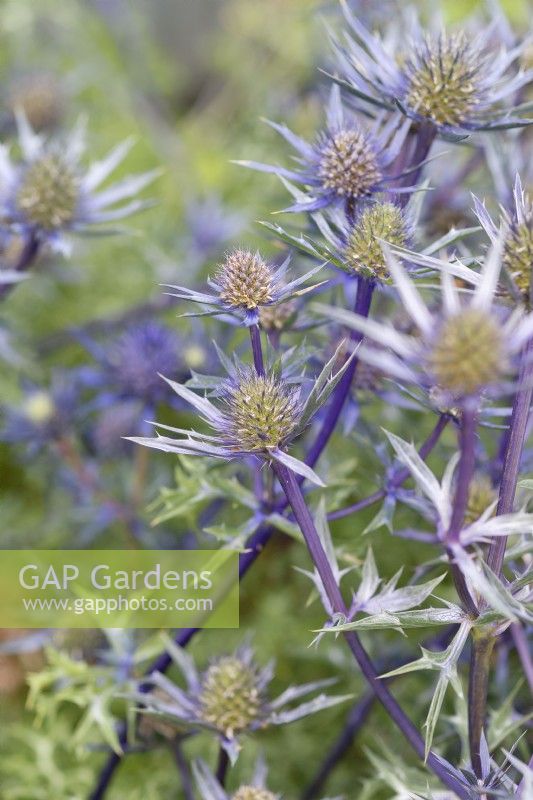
221,370 -> 301,453
345,201 -> 408,280
217,250 -> 274,311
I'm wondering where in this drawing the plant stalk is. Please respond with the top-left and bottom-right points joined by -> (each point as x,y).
468,630 -> 495,779
306,276 -> 374,469
271,458 -> 470,800
249,323 -> 265,376
487,339 -> 533,577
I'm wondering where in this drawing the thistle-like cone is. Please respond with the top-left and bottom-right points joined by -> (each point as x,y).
17,154 -> 80,230
232,788 -> 277,800
318,129 -> 381,199
222,372 -> 301,452
217,250 -> 274,310
199,656 -> 264,737
345,202 -> 408,279
503,210 -> 533,305
428,308 -> 507,396
405,33 -> 483,127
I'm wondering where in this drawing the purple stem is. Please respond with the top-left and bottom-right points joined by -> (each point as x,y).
328,414 -> 449,521
305,277 -> 374,469
302,691 -> 374,800
487,339 -> 533,576
271,458 -> 470,800
249,324 -> 265,376
0,229 -> 40,300
445,403 -> 478,615
511,623 -> 533,697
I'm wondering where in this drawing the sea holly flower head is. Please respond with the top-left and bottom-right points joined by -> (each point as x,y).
474,174 -> 533,306
334,1 -> 533,137
129,342 -> 354,485
0,114 -> 159,253
128,637 -> 350,763
314,240 -> 533,405
236,86 -> 412,214
165,249 -> 323,326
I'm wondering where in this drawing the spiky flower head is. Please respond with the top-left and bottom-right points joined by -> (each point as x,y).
317,127 -> 381,200
1,114 -> 158,253
314,240 -> 533,405
220,370 -> 301,453
199,655 -> 264,737
403,32 -> 484,128
166,251 -> 321,327
237,86 -> 411,214
232,789 -> 277,800
216,250 -> 274,311
475,176 -> 533,306
16,152 -> 80,231
334,3 -> 533,135
129,342 -> 353,486
130,639 -> 349,764
464,474 -> 497,526
428,308 -> 507,397
345,202 -> 408,280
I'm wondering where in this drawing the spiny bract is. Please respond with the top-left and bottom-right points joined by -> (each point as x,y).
199,656 -> 264,737
217,250 -> 274,310
345,202 -> 407,279
428,308 -> 506,397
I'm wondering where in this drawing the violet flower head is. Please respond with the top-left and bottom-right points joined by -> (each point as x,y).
129,638 -> 350,763
236,86 -> 412,214
0,114 -> 160,254
474,173 -> 533,306
129,343 -> 354,485
314,240 -> 533,407
165,248 -> 323,326
108,321 -> 182,403
333,1 -> 532,137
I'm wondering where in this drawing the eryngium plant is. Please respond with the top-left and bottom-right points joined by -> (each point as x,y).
7,2 -> 530,800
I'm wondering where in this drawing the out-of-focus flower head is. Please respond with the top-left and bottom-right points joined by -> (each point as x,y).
129,637 -> 349,763
236,86 -> 413,215
108,321 -> 181,403
315,240 -> 533,407
0,114 -> 160,254
333,1 -> 532,138
474,174 -> 533,307
7,73 -> 64,132
183,195 -> 245,266
1,373 -> 78,453
165,248 -> 324,326
129,342 -> 354,485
